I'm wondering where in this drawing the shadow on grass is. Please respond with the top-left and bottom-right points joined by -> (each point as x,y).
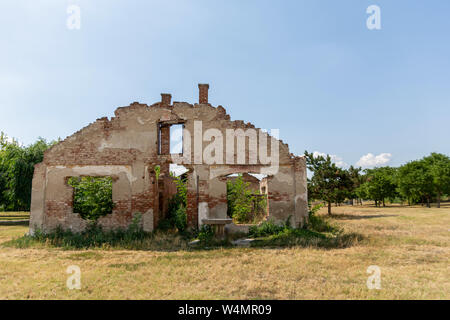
356,203 -> 450,209
330,214 -> 398,220
0,215 -> 30,218
0,220 -> 29,226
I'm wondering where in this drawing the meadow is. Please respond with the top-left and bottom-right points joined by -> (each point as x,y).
0,205 -> 448,299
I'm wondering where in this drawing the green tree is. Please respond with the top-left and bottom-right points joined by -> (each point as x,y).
423,153 -> 450,208
355,171 -> 370,204
348,166 -> 363,205
362,167 -> 398,207
0,133 -> 53,211
397,153 -> 450,208
397,159 -> 434,207
305,151 -> 353,215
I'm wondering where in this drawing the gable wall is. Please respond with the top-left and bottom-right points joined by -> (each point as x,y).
30,90 -> 308,234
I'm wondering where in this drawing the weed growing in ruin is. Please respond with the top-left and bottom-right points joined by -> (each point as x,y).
248,207 -> 362,248
226,174 -> 267,224
67,176 -> 114,221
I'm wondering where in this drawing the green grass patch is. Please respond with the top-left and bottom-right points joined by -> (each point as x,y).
251,228 -> 363,249
248,205 -> 363,249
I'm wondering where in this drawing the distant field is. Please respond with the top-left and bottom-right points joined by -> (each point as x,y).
0,205 -> 448,299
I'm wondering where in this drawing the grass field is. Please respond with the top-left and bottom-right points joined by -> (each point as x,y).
0,212 -> 29,220
0,205 -> 448,299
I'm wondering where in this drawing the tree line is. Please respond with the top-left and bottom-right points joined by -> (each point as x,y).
305,151 -> 450,214
0,132 -> 448,214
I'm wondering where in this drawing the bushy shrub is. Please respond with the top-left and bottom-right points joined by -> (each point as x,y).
227,174 -> 267,224
197,224 -> 215,243
16,221 -> 148,249
251,227 -> 361,249
127,212 -> 143,234
247,209 -> 355,248
307,203 -> 337,233
248,219 -> 287,237
248,216 -> 342,248
159,175 -> 187,232
173,206 -> 187,231
67,176 -> 114,221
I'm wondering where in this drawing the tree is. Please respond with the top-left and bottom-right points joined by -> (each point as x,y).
226,175 -> 253,223
0,132 -> 54,211
305,151 -> 353,215
397,153 -> 450,208
423,153 -> 450,208
397,159 -> 434,207
362,167 -> 398,207
348,166 -> 363,205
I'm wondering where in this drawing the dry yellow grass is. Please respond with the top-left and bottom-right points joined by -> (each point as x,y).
0,205 -> 448,299
0,212 -> 29,220
0,212 -> 30,216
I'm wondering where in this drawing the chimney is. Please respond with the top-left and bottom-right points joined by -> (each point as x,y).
198,84 -> 209,104
161,93 -> 172,107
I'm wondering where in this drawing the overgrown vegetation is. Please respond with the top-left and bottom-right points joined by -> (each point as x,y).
6,222 -> 147,250
67,176 -> 114,221
154,165 -> 160,181
158,174 -> 188,232
306,203 -> 336,233
4,213 -> 190,251
196,225 -> 215,244
248,204 -> 362,248
226,174 -> 267,223
5,204 -> 360,250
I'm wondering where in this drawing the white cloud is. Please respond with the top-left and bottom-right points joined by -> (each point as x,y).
356,153 -> 392,168
312,151 -> 348,168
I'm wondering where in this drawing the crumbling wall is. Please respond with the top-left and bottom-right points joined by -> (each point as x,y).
30,84 -> 308,234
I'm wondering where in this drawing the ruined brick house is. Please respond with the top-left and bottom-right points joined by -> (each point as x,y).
29,84 -> 308,234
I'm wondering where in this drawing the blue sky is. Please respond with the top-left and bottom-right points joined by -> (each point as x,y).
0,0 -> 449,168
